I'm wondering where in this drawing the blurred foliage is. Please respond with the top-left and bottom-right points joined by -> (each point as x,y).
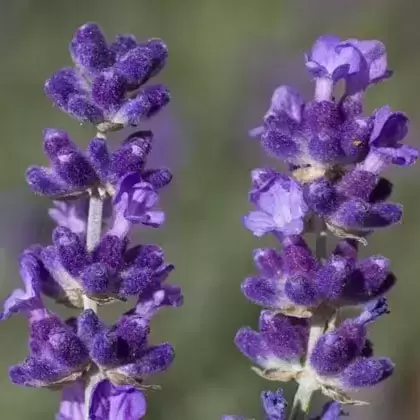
0,0 -> 420,419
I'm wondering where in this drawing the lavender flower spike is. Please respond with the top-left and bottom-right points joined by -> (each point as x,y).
1,21 -> 181,419
45,23 -> 170,133
234,33 -> 415,419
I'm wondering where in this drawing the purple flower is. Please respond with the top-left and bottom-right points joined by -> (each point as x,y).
310,299 -> 394,391
38,226 -> 177,307
241,235 -> 394,316
343,39 -> 391,98
325,198 -> 402,240
9,308 -> 90,388
305,35 -> 362,100
1,256 -> 89,389
305,36 -> 391,102
49,200 -> 89,235
250,85 -> 304,139
241,236 -> 320,316
243,169 -> 308,237
367,106 -> 418,167
305,163 -> 407,241
48,198 -> 113,236
250,35 -> 418,180
261,388 -> 288,420
1,251 -> 44,320
45,23 -> 170,132
2,20 -> 180,420
59,380 -> 146,420
235,310 -> 308,380
110,171 -> 168,237
26,129 -> 171,200
83,288 -> 180,387
88,379 -> 147,419
3,272 -> 181,390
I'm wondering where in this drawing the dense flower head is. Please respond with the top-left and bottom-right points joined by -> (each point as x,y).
45,23 -> 170,133
241,236 -> 395,317
3,202 -> 181,415
1,252 -> 180,390
235,299 -> 392,403
26,128 -> 172,203
26,226 -> 177,308
249,35 -> 418,242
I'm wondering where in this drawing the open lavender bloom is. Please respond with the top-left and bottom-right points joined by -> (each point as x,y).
244,169 -> 308,237
45,23 -> 170,133
56,379 -> 147,420
1,22 -> 180,419
250,35 -> 417,242
234,34 -> 414,418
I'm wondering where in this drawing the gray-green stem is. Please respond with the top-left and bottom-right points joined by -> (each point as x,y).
83,192 -> 104,419
288,219 -> 328,420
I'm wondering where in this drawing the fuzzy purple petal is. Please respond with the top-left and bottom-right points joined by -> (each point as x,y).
305,35 -> 361,82
1,251 -> 43,320
244,174 -> 307,237
339,357 -> 394,389
89,379 -> 147,420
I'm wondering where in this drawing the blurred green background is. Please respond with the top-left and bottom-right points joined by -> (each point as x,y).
0,0 -> 419,418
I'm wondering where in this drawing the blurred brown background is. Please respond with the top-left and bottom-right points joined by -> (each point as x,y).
0,0 -> 419,418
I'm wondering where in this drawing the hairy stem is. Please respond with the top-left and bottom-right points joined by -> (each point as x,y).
289,219 -> 328,420
83,193 -> 103,309
84,192 -> 104,418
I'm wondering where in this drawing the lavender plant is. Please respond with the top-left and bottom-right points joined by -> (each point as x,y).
1,23 -> 181,419
231,35 -> 417,419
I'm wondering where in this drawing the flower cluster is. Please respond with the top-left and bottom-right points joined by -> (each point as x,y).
234,35 -> 417,417
45,23 -> 170,133
1,23 -> 180,419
